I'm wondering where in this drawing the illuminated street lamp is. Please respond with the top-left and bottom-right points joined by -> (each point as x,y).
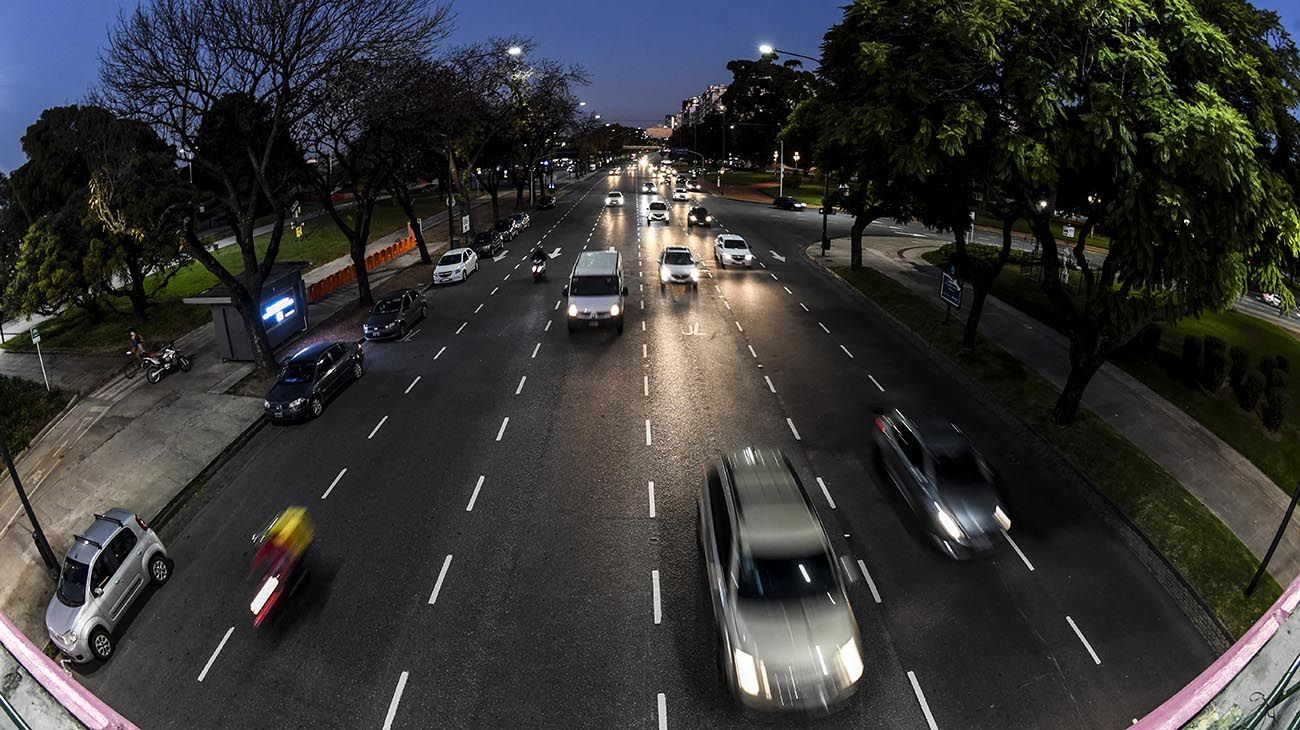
759,43 -> 774,56
792,151 -> 801,173
756,43 -> 820,65
507,46 -> 523,57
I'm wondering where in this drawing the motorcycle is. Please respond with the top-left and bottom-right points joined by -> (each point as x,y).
145,342 -> 192,384
248,514 -> 311,627
532,259 -> 547,282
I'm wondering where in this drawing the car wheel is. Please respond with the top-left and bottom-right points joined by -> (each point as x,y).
616,319 -> 624,335
353,361 -> 363,380
89,627 -> 114,661
148,553 -> 172,585
398,321 -> 407,339
179,356 -> 193,372
146,367 -> 163,384
310,395 -> 324,418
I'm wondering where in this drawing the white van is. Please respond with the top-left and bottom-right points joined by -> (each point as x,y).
564,250 -> 628,334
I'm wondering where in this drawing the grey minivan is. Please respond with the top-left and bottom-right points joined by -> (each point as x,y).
564,250 -> 628,334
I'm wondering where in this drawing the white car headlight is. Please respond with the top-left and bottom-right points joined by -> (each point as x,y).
689,269 -> 700,281
744,253 -> 754,260
263,400 -> 272,409
609,303 -> 621,317
290,397 -> 308,409
567,304 -> 579,317
734,648 -> 761,696
838,637 -> 864,684
705,215 -> 712,222
935,504 -> 964,540
660,266 -> 671,282
57,629 -> 77,645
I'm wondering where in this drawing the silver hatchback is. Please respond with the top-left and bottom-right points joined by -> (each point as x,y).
46,508 -> 171,662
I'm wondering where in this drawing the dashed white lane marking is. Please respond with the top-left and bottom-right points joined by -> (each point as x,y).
197,626 -> 234,682
764,375 -> 776,393
857,559 -> 883,603
496,417 -> 510,441
641,321 -> 646,331
554,299 -> 561,310
1004,531 -> 1035,571
405,376 -> 421,394
644,375 -> 649,397
734,321 -> 743,332
748,345 -> 757,358
816,477 -> 837,509
641,299 -> 645,310
368,416 -> 388,440
841,345 -> 855,359
770,273 -> 778,281
532,343 -> 541,359
401,327 -> 421,342
1066,616 -> 1102,665
648,481 -> 656,517
657,693 -> 668,730
651,570 -> 662,624
800,302 -> 809,312
474,303 -> 484,314
516,376 -> 527,395
723,300 -> 731,310
818,322 -> 831,334
504,274 -> 511,281
321,468 -> 347,499
545,320 -> 553,332
456,322 -> 468,335
760,261 -> 767,269
427,555 -> 453,605
645,419 -> 652,446
786,418 -> 802,441
642,344 -> 648,358
466,475 -> 485,511
491,287 -> 499,296
908,671 -> 939,730
514,263 -> 520,270
434,346 -> 446,359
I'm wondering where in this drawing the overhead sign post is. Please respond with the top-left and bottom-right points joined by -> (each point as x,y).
30,327 -> 49,392
940,265 -> 963,324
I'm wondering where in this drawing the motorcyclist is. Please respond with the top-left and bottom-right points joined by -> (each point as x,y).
531,243 -> 549,264
250,507 -> 314,623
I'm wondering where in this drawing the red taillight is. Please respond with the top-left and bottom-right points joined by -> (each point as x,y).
874,417 -> 885,432
136,515 -> 149,532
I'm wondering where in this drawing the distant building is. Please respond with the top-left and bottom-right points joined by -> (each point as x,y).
645,126 -> 673,141
678,83 -> 728,127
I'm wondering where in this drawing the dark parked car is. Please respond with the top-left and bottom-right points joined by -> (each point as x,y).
472,230 -> 505,258
872,408 -> 1011,558
264,341 -> 364,421
686,205 -> 712,227
772,196 -> 806,211
494,218 -> 517,241
363,288 -> 427,341
537,194 -> 557,209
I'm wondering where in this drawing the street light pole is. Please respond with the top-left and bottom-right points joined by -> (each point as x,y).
821,172 -> 831,254
778,140 -> 785,197
1,431 -> 60,580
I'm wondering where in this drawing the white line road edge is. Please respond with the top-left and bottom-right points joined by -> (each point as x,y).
321,468 -> 347,500
427,555 -> 453,605
404,376 -> 421,394
496,417 -> 510,441
907,671 -> 939,730
381,671 -> 409,730
196,626 -> 234,682
856,559 -> 882,604
1003,531 -> 1035,571
367,416 -> 388,440
651,569 -> 662,625
466,475 -> 485,511
1066,616 -> 1102,665
816,477 -> 837,509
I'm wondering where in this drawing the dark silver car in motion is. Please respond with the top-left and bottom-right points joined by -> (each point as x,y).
363,288 -> 427,341
872,409 -> 1011,558
698,448 -> 864,712
263,341 -> 364,421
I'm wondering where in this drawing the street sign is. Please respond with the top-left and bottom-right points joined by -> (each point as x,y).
461,215 -> 471,234
1063,224 -> 1076,238
940,268 -> 962,309
29,327 -> 40,344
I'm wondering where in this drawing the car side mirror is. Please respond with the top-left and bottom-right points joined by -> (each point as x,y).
92,586 -> 103,598
562,285 -> 569,296
622,287 -> 629,297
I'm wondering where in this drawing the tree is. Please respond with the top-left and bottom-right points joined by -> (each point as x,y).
0,173 -> 19,324
100,0 -> 451,373
499,57 -> 585,209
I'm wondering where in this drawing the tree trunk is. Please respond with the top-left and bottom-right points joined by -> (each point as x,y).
850,214 -> 868,271
393,187 -> 431,265
1052,339 -> 1106,424
350,199 -> 376,307
957,217 -> 1014,351
489,187 -> 500,222
962,287 -> 989,350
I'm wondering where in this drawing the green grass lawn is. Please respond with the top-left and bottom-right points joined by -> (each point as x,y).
3,194 -> 445,354
973,212 -> 1112,249
834,265 -> 1280,636
0,375 -> 70,454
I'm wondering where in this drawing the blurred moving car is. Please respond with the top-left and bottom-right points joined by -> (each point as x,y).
698,448 -> 864,712
772,196 -> 806,211
433,248 -> 479,285
714,234 -> 755,268
686,205 -> 712,228
263,341 -> 364,421
510,211 -> 531,231
606,191 -> 625,207
872,409 -> 1011,558
363,288 -> 427,340
471,230 -> 505,258
537,194 -> 557,209
47,509 -> 171,663
658,245 -> 700,289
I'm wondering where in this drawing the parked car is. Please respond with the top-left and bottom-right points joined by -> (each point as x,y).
494,218 -> 517,241
872,408 -> 1011,558
658,246 -> 700,289
471,230 -> 505,258
537,194 -> 557,209
432,247 -> 480,285
772,196 -> 806,211
510,211 -> 531,230
263,341 -> 365,421
714,234 -> 755,268
698,448 -> 863,712
686,205 -> 712,228
47,509 -> 172,663
363,288 -> 427,340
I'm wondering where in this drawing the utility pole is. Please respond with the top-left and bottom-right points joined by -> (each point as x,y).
821,172 -> 831,254
775,140 -> 786,198
1,431 -> 60,580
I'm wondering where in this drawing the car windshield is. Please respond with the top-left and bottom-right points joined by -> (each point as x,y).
56,558 -> 89,607
439,253 -> 464,266
724,240 -> 747,249
650,202 -> 667,210
932,449 -> 984,483
737,551 -> 838,600
494,220 -> 510,230
662,251 -> 693,265
374,299 -> 402,314
280,362 -> 316,384
692,208 -> 708,217
570,275 -> 620,296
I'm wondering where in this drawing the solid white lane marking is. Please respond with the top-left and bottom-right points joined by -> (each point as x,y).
652,570 -> 663,624
197,626 -> 234,682
841,345 -> 855,359
321,468 -> 348,499
644,375 -> 649,397
532,343 -> 541,359
405,376 -> 421,394
491,287 -> 499,296
1066,616 -> 1102,665
645,419 -> 652,446
516,376 -> 527,395
764,376 -> 776,393
857,559 -> 882,604
908,672 -> 939,730
368,416 -> 388,440
748,345 -> 757,358
466,475 -> 485,511
456,322 -> 467,335
648,481 -> 656,517
474,303 -> 484,314
643,344 -> 648,358
786,418 -> 801,441
544,320 -> 552,332
382,672 -> 410,730
819,322 -> 831,334
434,346 -> 446,359
816,477 -> 837,509
428,555 -> 453,604
869,375 -> 885,392
657,693 -> 668,730
554,299 -> 561,310
800,302 -> 809,312
496,417 -> 510,441
1004,531 -> 1035,571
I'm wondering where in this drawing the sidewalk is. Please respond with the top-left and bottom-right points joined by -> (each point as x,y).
832,235 -> 1300,583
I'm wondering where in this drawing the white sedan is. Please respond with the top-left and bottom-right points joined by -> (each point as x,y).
432,247 -> 479,284
606,191 -> 625,206
714,234 -> 755,268
672,187 -> 689,201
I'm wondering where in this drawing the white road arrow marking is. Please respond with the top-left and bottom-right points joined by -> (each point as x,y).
770,250 -> 786,262
549,247 -> 562,258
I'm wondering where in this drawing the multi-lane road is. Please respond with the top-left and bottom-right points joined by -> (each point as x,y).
77,162 -> 1215,729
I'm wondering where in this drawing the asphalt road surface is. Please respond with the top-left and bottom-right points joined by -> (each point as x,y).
76,163 -> 1215,729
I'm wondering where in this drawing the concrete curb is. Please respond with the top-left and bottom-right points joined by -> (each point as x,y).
800,242 -> 1235,653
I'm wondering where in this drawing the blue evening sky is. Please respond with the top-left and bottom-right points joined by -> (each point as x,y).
0,0 -> 1297,173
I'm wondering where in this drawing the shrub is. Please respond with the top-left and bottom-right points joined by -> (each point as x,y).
1263,387 -> 1290,431
1270,368 -> 1291,391
1240,371 -> 1267,411
1278,355 -> 1290,374
1181,334 -> 1202,382
1202,347 -> 1230,391
1133,324 -> 1163,359
1260,355 -> 1277,378
1229,346 -> 1250,386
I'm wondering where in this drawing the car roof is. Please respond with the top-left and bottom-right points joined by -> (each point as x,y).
288,341 -> 333,362
375,289 -> 412,303
663,245 -> 691,254
573,250 -> 620,276
723,448 -> 825,556
442,247 -> 472,257
718,234 -> 747,243
67,509 -> 137,564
